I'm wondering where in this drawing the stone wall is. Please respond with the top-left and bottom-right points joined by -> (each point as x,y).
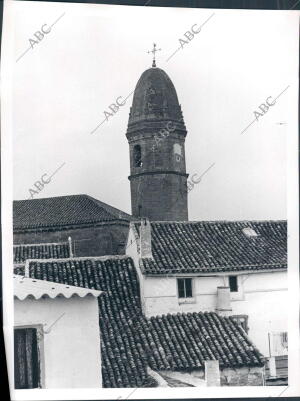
220,366 -> 264,386
156,366 -> 264,387
159,370 -> 206,387
13,222 -> 129,257
128,133 -> 188,221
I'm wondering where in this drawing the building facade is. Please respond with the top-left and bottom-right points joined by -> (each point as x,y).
13,195 -> 133,256
126,219 -> 288,357
14,275 -> 102,388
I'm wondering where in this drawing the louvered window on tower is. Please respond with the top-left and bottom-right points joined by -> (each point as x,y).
133,145 -> 142,167
177,278 -> 193,298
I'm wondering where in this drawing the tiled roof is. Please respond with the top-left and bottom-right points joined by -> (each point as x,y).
13,242 -> 70,263
15,257 -> 155,388
13,195 -> 134,230
139,221 -> 287,274
14,275 -> 102,300
136,313 -> 264,370
15,256 -> 264,387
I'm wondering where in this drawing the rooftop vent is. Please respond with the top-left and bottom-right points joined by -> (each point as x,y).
242,227 -> 258,238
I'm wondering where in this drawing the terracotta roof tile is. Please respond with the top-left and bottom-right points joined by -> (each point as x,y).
13,242 -> 70,263
13,195 -> 134,230
15,256 -> 264,387
15,257 -> 154,388
139,221 -> 287,274
139,312 -> 264,370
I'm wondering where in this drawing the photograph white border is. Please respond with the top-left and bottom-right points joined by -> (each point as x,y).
1,1 -> 299,399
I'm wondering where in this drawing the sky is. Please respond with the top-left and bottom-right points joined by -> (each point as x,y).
8,1 -> 299,220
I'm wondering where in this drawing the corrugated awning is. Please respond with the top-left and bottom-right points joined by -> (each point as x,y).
14,275 -> 103,300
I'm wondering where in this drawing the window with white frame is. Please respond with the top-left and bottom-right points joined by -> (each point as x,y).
177,278 -> 193,298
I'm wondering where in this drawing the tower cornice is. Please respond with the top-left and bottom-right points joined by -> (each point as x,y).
128,170 -> 189,181
126,128 -> 187,142
126,118 -> 187,140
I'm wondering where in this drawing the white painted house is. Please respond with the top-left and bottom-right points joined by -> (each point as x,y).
126,219 -> 287,358
14,275 -> 103,389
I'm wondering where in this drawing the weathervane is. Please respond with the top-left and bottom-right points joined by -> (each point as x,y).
147,43 -> 161,67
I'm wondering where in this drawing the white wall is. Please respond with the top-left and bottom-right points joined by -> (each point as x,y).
14,295 -> 102,388
142,271 -> 287,356
126,225 -> 147,313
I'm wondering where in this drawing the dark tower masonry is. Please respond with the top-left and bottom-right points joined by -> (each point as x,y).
126,66 -> 189,221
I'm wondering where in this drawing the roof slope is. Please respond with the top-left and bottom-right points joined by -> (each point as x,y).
139,221 -> 287,274
137,312 -> 263,370
15,256 -> 264,388
13,195 -> 134,230
14,242 -> 70,263
14,257 -> 155,388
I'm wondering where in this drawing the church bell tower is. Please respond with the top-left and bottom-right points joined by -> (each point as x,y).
126,46 -> 188,221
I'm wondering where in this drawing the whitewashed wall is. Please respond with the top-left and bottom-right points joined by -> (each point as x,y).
14,296 -> 102,388
126,225 -> 147,314
141,271 -> 287,356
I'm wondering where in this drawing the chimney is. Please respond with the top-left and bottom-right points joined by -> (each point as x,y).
68,236 -> 73,258
216,286 -> 232,316
140,218 -> 152,259
205,360 -> 220,386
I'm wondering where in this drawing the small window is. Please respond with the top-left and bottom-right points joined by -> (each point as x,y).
14,328 -> 40,389
133,145 -> 142,167
177,278 -> 193,298
229,276 -> 238,292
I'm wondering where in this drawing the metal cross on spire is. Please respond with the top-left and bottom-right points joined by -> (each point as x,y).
147,43 -> 161,67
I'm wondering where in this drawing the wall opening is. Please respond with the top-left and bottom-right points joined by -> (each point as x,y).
14,327 -> 40,389
133,145 -> 142,167
229,276 -> 238,292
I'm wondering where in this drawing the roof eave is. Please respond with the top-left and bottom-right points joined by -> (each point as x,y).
142,266 -> 287,277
